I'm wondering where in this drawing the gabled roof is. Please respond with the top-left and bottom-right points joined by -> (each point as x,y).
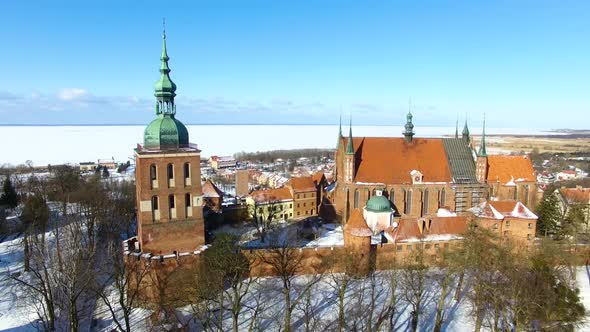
288,176 -> 316,192
559,187 -> 590,204
202,180 -> 224,198
344,137 -> 452,184
472,200 -> 537,220
443,138 -> 478,183
312,171 -> 325,186
344,209 -> 373,237
486,155 -> 536,184
250,187 -> 293,203
388,216 -> 468,243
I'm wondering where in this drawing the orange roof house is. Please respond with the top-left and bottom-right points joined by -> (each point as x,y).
202,179 -> 224,198
250,187 -> 293,203
558,187 -> 590,204
486,155 -> 536,185
288,176 -> 316,192
344,209 -> 373,237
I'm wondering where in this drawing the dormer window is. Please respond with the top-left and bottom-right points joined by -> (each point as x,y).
410,170 -> 423,184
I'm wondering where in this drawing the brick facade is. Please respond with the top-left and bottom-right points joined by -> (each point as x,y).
136,150 -> 205,254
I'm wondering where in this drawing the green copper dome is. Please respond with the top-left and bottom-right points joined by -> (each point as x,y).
144,114 -> 189,148
366,194 -> 392,213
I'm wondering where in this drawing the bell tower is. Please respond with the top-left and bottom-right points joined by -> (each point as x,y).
134,27 -> 205,254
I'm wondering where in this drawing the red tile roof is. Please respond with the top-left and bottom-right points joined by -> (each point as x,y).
250,187 -> 293,203
343,137 -> 452,184
202,180 -> 224,198
486,155 -> 536,184
559,187 -> 590,204
474,200 -> 537,220
312,171 -> 325,186
288,176 -> 316,192
344,209 -> 373,237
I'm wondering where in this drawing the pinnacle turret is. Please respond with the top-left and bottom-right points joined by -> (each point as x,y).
462,119 -> 470,142
346,117 -> 354,155
478,115 -> 487,157
403,111 -> 415,143
154,22 -> 177,115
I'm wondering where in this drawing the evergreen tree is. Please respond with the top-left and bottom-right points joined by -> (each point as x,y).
536,192 -> 562,237
0,175 -> 19,209
102,166 -> 110,179
95,165 -> 102,175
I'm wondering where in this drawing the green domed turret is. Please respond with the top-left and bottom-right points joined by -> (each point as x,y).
144,114 -> 189,148
143,25 -> 189,149
366,191 -> 392,212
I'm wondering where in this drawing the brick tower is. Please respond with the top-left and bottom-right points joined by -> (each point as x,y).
135,28 -> 205,255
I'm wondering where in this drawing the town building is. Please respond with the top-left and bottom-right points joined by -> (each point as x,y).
98,158 -> 117,170
133,30 -> 205,254
470,200 -> 537,247
246,187 -> 293,221
210,155 -> 237,170
235,169 -> 250,197
287,176 -> 318,218
79,161 -> 97,172
554,186 -> 590,231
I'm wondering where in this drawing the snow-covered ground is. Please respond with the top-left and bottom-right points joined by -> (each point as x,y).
0,125 -> 559,166
4,221 -> 590,331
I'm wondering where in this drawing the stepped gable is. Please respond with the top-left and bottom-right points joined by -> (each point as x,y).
486,155 -> 536,184
344,208 -> 373,237
442,138 -> 478,183
343,137 -> 452,184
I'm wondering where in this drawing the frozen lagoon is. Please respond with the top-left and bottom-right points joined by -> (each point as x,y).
0,125 -> 558,166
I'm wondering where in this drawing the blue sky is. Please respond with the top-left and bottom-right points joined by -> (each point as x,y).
1,1 -> 589,128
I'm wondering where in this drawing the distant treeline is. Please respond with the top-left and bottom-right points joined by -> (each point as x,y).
234,148 -> 334,163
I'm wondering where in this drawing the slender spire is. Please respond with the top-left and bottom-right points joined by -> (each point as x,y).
462,117 -> 470,142
478,114 -> 487,157
346,115 -> 354,155
154,19 -> 177,115
403,100 -> 415,143
455,115 -> 459,138
336,112 -> 343,148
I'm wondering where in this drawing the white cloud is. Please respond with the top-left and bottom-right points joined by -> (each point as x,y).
57,88 -> 89,101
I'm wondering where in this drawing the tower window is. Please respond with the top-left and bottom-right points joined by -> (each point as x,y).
150,164 -> 157,181
354,189 -> 360,209
185,193 -> 191,207
167,163 -> 174,180
184,162 -> 190,179
169,194 -> 175,209
152,196 -> 159,210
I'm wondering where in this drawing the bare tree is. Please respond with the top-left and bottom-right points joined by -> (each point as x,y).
257,237 -> 323,332
400,243 -> 428,332
250,198 -> 283,243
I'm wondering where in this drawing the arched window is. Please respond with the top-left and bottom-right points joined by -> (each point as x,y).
440,188 -> 446,208
167,163 -> 174,180
366,188 -> 371,200
354,189 -> 360,208
402,189 -> 406,214
184,162 -> 190,179
150,164 -> 157,181
372,188 -> 376,196
422,189 -> 429,216
185,193 -> 191,207
152,196 -> 159,210
390,189 -> 395,204
406,190 -> 413,215
524,185 -> 529,205
151,196 -> 159,222
513,186 -> 518,200
169,194 -> 175,209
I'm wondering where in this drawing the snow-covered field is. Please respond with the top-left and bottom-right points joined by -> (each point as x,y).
3,221 -> 590,331
0,125 -> 558,167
